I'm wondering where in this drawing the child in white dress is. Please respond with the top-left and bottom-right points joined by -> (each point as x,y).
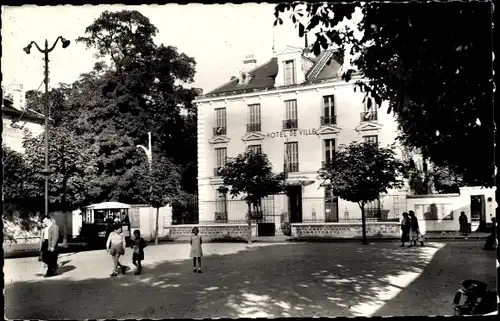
190,227 -> 203,273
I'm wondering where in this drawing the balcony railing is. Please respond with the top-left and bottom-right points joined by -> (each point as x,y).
282,119 -> 298,130
320,115 -> 337,126
360,111 -> 378,122
246,123 -> 262,132
284,163 -> 299,173
213,126 -> 227,136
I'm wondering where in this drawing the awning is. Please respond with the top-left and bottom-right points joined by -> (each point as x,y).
84,202 -> 132,210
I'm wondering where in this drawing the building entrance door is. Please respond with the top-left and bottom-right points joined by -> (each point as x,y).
325,196 -> 339,222
288,186 -> 303,223
471,195 -> 487,231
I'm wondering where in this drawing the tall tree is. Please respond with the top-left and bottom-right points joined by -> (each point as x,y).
318,142 -> 405,244
22,10 -> 199,217
22,126 -> 98,245
219,150 -> 286,243
72,10 -> 198,204
275,1 -> 494,187
76,10 -> 158,73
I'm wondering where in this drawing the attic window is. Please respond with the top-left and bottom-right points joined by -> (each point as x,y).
284,60 -> 296,85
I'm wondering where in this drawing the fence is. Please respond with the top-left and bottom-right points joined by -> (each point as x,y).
171,187 -> 496,232
198,197 -> 278,225
173,195 -> 401,225
172,199 -> 199,225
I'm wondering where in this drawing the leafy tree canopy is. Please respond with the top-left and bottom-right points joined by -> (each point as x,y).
318,142 -> 405,206
148,154 -> 182,209
3,145 -> 33,217
22,10 -> 199,207
21,126 -> 98,212
220,150 -> 286,206
276,1 -> 494,187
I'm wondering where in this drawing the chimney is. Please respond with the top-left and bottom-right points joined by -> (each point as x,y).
242,54 -> 257,73
12,84 -> 25,111
302,33 -> 312,57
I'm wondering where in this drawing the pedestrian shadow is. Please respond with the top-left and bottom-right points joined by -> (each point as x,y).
59,260 -> 71,267
5,241 -> 491,319
57,265 -> 76,275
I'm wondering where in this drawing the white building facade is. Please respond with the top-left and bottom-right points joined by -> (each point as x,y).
2,84 -> 45,153
194,46 -> 406,233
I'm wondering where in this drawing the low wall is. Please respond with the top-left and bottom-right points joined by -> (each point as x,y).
291,222 -> 401,238
167,224 -> 257,241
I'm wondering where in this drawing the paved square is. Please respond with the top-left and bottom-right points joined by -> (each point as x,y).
4,241 -> 496,318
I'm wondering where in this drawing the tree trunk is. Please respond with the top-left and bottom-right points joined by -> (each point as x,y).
360,203 -> 368,244
247,202 -> 252,244
155,207 -> 160,246
62,214 -> 68,248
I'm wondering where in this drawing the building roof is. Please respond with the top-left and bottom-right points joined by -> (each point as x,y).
84,202 -> 132,210
203,50 -> 343,98
2,97 -> 46,123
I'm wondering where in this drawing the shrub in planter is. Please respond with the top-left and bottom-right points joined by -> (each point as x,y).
281,221 -> 291,236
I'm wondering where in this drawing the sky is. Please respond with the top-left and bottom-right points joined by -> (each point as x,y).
2,4 -> 306,95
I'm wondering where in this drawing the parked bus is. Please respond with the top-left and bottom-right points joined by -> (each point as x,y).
79,202 -> 131,247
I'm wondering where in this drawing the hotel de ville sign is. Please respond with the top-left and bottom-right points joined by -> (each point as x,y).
265,128 -> 317,139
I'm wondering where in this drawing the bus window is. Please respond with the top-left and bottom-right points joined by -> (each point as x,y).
94,210 -> 106,223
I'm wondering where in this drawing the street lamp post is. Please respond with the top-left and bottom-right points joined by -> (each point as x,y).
137,132 -> 157,244
137,131 -> 153,181
24,37 -> 70,246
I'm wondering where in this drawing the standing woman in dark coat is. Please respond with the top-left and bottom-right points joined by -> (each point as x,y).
459,212 -> 468,236
400,212 -> 411,247
408,211 -> 422,247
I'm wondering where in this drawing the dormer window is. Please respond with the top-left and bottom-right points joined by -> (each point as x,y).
284,60 -> 296,85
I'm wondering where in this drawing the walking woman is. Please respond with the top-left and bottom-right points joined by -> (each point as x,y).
106,223 -> 126,276
400,212 -> 411,247
408,211 -> 424,247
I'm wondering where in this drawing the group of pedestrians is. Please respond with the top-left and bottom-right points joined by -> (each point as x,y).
104,225 -> 204,276
105,223 -> 147,276
400,210 -> 424,247
401,209 -> 497,251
